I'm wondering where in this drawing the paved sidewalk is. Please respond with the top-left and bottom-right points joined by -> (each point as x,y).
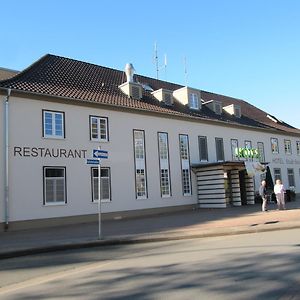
1,199 -> 300,259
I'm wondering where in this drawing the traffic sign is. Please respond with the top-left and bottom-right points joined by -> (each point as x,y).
93,149 -> 108,159
86,159 -> 100,165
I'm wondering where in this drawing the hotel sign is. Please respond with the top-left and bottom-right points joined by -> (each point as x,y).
235,147 -> 259,159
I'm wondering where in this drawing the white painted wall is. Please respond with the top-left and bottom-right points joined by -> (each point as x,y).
3,95 -> 300,222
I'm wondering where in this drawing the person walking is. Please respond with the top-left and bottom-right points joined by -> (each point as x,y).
259,180 -> 268,212
274,179 -> 286,210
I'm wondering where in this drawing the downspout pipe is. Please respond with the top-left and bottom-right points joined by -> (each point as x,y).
4,88 -> 11,231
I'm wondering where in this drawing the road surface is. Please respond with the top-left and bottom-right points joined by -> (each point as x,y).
1,229 -> 300,299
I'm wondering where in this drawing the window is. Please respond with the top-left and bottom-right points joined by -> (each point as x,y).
244,140 -> 252,161
158,132 -> 171,197
284,140 -> 292,155
234,106 -> 241,118
214,102 -> 222,115
274,168 -> 281,182
231,139 -> 239,161
245,140 -> 252,149
271,138 -> 279,154
179,134 -> 191,196
163,93 -> 173,106
215,138 -> 224,162
257,142 -> 265,163
133,130 -> 147,199
198,136 -> 208,161
296,141 -> 300,156
91,167 -> 111,202
43,110 -> 65,139
43,167 -> 66,205
287,168 -> 295,187
189,93 -> 199,109
90,116 -> 108,142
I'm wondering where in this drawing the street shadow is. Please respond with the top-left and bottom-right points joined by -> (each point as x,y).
2,237 -> 300,299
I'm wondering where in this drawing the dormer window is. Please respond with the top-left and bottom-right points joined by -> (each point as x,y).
214,102 -> 222,115
163,93 -> 173,106
234,106 -> 241,118
173,87 -> 201,109
203,100 -> 222,115
151,88 -> 173,106
223,104 -> 241,118
189,93 -> 199,109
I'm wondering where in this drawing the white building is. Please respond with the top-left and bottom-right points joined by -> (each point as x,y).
1,54 -> 300,231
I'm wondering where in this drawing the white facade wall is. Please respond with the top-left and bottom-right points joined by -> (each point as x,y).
2,95 -> 300,223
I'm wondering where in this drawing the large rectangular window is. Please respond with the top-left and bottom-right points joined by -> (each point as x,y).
158,132 -> 171,197
257,142 -> 265,163
287,168 -> 295,187
231,139 -> 239,161
91,167 -> 111,202
43,167 -> 66,205
133,130 -> 147,199
43,110 -> 65,139
179,134 -> 191,196
198,136 -> 208,162
215,138 -> 224,162
90,116 -> 108,142
274,168 -> 281,182
284,140 -> 292,155
271,138 -> 279,154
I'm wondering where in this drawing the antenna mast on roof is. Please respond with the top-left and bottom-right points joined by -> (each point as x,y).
153,42 -> 167,80
184,56 -> 188,86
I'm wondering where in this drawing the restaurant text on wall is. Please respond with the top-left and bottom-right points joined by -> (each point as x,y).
13,146 -> 87,159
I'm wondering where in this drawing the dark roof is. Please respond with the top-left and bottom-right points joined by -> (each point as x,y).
0,54 -> 299,135
0,67 -> 19,81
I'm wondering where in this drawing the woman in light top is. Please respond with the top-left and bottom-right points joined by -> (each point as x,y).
274,179 -> 286,210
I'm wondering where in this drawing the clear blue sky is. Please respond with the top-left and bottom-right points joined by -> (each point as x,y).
1,0 -> 300,129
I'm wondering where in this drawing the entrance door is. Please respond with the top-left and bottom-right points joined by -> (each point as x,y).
239,170 -> 247,205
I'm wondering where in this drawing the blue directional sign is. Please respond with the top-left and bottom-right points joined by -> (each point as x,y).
86,159 -> 100,165
93,149 -> 108,159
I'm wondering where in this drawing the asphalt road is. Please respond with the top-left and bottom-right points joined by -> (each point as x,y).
1,229 -> 300,300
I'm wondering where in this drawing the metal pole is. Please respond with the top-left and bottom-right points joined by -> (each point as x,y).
4,88 -> 11,231
98,146 -> 102,239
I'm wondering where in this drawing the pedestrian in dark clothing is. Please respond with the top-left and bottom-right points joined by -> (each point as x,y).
259,180 -> 268,212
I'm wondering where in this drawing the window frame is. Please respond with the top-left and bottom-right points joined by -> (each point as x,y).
179,134 -> 192,196
296,141 -> 300,156
89,115 -> 109,142
231,139 -> 239,161
42,110 -> 65,139
158,132 -> 172,198
133,129 -> 148,200
271,137 -> 279,154
189,93 -> 199,110
273,168 -> 281,182
198,136 -> 208,162
215,137 -> 225,162
284,139 -> 292,155
287,168 -> 295,188
257,142 -> 265,163
91,167 -> 111,202
43,166 -> 67,206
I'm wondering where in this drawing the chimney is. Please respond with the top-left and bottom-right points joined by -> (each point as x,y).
119,63 -> 142,99
125,63 -> 135,83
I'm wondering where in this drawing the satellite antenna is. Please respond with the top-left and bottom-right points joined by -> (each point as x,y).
153,42 -> 167,80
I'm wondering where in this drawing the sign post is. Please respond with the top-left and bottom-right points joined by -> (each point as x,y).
98,147 -> 101,240
92,148 -> 108,240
